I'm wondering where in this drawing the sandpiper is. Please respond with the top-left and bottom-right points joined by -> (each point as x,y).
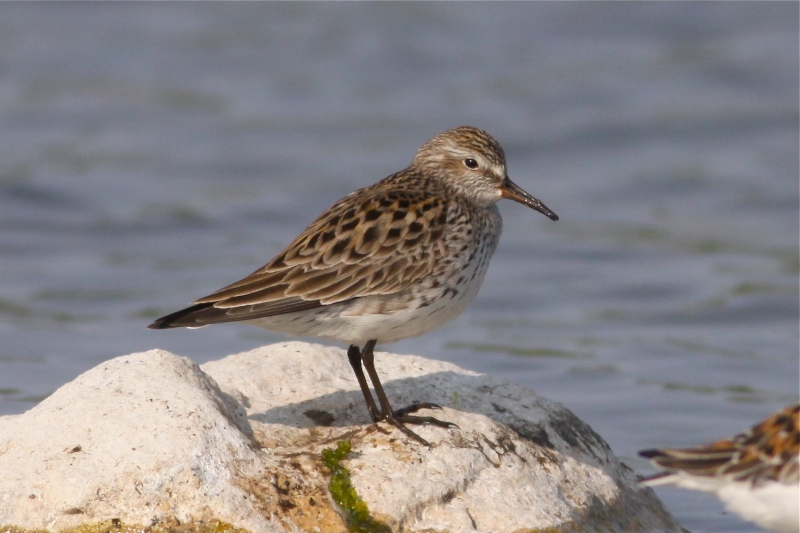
149,126 -> 558,445
640,404 -> 800,532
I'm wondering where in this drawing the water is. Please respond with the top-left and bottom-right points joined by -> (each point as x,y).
0,3 -> 797,532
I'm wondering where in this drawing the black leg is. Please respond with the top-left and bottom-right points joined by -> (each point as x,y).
346,344 -> 380,422
359,340 -> 457,446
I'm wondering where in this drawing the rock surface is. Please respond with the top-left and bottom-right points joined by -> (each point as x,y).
0,342 -> 682,532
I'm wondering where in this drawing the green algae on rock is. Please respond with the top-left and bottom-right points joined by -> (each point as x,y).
322,440 -> 390,533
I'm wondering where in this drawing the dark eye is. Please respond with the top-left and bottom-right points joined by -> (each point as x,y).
464,158 -> 478,169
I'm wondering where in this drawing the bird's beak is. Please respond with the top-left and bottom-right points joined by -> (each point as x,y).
499,177 -> 559,221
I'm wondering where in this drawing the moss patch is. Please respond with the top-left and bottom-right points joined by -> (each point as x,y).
322,440 -> 390,533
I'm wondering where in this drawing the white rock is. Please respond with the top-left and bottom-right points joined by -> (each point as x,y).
0,342 -> 682,532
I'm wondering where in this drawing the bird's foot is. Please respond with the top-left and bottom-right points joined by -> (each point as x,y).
377,403 -> 458,446
393,401 -> 441,417
394,402 -> 458,428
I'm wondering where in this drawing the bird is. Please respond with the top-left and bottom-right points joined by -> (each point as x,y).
148,126 -> 559,445
639,404 -> 800,532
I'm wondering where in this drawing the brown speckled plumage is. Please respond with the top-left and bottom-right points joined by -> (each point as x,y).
640,404 -> 800,532
641,404 -> 799,486
149,126 -> 558,445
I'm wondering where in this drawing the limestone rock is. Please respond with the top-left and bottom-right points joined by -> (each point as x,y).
0,342 -> 682,532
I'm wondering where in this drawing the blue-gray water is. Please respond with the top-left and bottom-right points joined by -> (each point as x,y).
0,4 -> 797,532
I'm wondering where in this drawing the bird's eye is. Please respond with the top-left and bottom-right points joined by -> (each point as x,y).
464,158 -> 479,169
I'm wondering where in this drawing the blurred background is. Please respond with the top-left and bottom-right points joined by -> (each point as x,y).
0,3 -> 797,531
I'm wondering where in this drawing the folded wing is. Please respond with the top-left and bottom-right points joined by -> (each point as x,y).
149,186 -> 449,329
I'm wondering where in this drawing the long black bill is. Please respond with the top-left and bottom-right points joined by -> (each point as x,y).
500,177 -> 559,221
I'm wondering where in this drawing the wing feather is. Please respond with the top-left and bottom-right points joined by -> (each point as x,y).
641,404 -> 800,485
172,182 -> 450,325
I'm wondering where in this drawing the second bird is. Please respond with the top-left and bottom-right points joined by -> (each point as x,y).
149,126 -> 558,445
